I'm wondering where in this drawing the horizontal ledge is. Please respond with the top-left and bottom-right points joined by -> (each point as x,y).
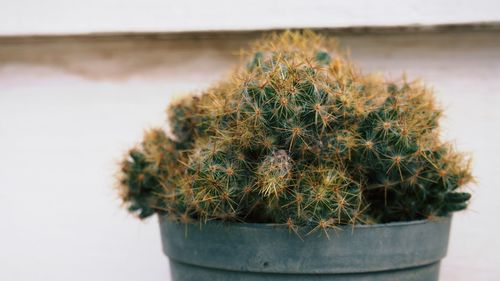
1,22 -> 500,43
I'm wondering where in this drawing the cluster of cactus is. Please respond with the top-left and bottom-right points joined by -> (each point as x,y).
116,31 -> 473,231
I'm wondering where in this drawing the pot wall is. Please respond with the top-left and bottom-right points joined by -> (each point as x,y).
159,216 -> 451,281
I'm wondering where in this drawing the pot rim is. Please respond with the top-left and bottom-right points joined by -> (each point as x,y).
160,215 -> 449,230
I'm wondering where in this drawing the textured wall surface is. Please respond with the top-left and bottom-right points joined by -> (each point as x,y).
0,30 -> 499,280
2,0 -> 500,35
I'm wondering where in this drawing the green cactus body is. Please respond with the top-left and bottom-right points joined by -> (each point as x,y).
116,31 -> 473,230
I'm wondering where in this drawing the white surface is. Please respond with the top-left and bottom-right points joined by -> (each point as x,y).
1,31 -> 500,280
1,0 -> 500,36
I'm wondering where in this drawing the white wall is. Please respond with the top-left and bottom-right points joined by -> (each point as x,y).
1,0 -> 500,36
1,30 -> 499,280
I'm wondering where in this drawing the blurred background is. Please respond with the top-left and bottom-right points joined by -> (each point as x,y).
1,1 -> 499,280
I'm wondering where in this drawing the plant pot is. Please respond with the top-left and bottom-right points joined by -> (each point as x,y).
159,216 -> 451,281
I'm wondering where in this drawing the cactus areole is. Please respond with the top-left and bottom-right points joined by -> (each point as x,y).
116,31 -> 473,280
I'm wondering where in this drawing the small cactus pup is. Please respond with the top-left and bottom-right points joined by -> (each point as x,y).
116,128 -> 186,219
115,30 -> 473,281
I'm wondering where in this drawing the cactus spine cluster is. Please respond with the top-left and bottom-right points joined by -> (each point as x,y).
116,31 -> 473,230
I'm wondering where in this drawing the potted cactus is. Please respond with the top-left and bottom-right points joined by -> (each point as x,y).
116,31 -> 473,281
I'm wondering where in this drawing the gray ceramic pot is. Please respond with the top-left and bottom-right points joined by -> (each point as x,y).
159,216 -> 451,281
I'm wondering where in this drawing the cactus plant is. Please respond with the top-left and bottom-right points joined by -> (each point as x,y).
116,31 -> 473,231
